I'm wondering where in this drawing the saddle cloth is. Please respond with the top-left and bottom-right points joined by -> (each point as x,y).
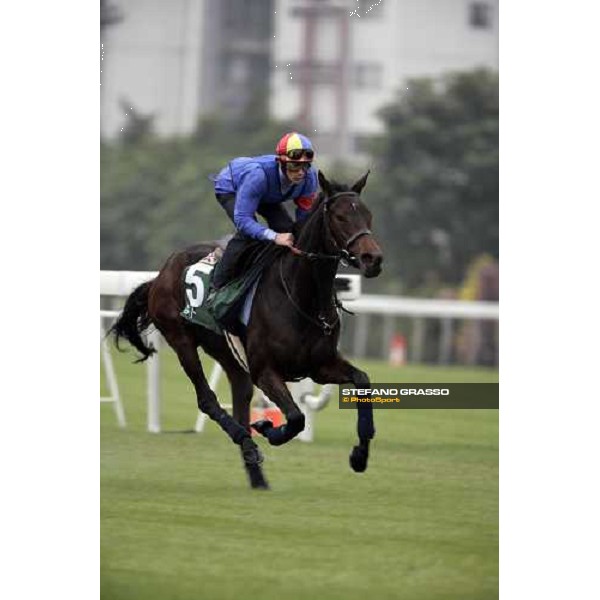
180,251 -> 223,334
180,250 -> 263,372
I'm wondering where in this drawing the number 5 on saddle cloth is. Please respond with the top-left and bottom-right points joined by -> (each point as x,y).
180,242 -> 280,337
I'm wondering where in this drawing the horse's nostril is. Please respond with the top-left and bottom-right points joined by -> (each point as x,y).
361,253 -> 374,264
361,253 -> 382,267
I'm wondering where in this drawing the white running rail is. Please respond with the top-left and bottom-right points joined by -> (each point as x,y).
100,312 -> 126,428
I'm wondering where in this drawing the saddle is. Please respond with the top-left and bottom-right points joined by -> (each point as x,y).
180,241 -> 280,337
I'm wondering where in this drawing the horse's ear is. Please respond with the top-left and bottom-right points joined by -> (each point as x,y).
318,169 -> 333,197
351,170 -> 371,194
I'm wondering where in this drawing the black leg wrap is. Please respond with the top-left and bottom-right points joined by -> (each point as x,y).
261,413 -> 305,446
357,404 -> 375,440
264,425 -> 289,446
213,411 -> 249,445
251,419 -> 274,436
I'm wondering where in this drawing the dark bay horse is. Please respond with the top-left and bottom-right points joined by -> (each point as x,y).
110,170 -> 383,489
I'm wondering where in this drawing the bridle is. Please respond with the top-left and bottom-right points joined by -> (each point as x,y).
289,191 -> 372,266
280,190 -> 373,334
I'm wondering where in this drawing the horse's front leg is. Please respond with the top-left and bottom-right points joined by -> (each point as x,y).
312,356 -> 375,473
252,367 -> 305,446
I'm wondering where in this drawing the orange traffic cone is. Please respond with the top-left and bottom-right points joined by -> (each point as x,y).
250,406 -> 284,436
389,333 -> 407,367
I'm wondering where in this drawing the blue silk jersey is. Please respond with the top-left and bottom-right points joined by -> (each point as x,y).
212,155 -> 319,241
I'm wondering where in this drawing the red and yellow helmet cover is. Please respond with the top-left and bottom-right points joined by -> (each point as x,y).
275,132 -> 314,162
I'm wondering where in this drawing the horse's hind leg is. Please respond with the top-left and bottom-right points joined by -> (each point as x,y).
252,367 -> 305,446
162,328 -> 267,489
220,356 -> 269,489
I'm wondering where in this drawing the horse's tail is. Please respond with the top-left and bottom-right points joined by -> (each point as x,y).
109,280 -> 156,363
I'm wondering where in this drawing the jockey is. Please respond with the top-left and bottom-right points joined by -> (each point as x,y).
210,132 -> 319,289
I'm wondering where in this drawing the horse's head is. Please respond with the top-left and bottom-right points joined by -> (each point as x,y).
318,170 -> 383,278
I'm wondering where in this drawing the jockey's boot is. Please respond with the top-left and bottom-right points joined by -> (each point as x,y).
210,233 -> 249,291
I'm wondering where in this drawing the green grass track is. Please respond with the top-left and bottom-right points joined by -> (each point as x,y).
101,347 -> 498,600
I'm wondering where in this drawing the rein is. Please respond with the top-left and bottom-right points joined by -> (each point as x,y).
289,245 -> 339,261
280,190 -> 370,334
279,256 -> 339,335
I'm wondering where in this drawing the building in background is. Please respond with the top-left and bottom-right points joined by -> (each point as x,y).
272,0 -> 498,159
101,0 -> 273,138
101,0 -> 497,160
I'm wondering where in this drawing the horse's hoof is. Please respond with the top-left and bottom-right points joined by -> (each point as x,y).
251,479 -> 270,491
349,445 -> 368,473
245,464 -> 270,490
251,419 -> 274,436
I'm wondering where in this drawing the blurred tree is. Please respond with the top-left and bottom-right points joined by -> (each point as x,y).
368,68 -> 498,291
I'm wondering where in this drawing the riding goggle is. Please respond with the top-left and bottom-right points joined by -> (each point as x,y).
285,161 -> 311,172
286,149 -> 314,161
